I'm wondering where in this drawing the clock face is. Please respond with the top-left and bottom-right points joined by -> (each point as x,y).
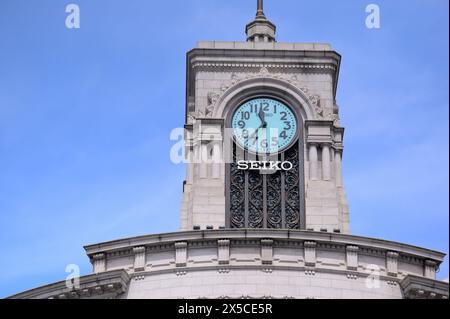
231,98 -> 298,154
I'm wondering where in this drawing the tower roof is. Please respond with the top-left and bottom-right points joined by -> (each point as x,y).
246,0 -> 276,42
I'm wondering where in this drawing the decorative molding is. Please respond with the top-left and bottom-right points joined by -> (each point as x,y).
424,260 -> 437,280
387,280 -> 398,286
134,275 -> 145,281
133,246 -> 146,272
218,268 -> 230,274
261,239 -> 274,265
192,62 -> 337,72
304,241 -> 316,267
93,253 -> 106,273
10,270 -> 130,300
218,239 -> 230,265
386,251 -> 399,277
346,245 -> 359,271
190,67 -> 330,122
175,242 -> 188,267
81,230 -> 446,294
175,270 -> 187,276
347,274 -> 358,280
400,275 -> 449,299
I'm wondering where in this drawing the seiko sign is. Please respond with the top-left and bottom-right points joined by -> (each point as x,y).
237,160 -> 293,171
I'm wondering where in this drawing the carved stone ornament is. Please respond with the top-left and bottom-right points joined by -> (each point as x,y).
203,68 -> 325,120
187,67 -> 337,123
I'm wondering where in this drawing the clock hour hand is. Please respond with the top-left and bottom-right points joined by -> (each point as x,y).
249,122 -> 267,140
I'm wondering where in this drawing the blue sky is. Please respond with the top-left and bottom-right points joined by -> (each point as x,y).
0,0 -> 448,297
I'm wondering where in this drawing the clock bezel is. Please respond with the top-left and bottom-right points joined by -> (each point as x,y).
229,96 -> 300,155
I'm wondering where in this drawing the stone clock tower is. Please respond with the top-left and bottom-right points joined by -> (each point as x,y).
181,0 -> 350,234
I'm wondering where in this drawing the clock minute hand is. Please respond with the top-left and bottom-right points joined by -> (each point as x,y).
248,107 -> 267,141
258,107 -> 266,124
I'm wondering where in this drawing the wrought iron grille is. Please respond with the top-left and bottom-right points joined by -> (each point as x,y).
227,141 -> 304,229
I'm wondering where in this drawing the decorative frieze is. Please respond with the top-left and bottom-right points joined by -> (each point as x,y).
346,245 -> 359,271
175,242 -> 188,267
191,67 -> 331,121
261,239 -> 274,265
133,246 -> 146,272
192,62 -> 337,72
304,241 -> 316,267
92,253 -> 106,273
218,239 -> 230,265
386,251 -> 399,277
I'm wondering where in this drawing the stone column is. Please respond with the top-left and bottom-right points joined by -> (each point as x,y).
199,143 -> 208,178
335,150 -> 343,187
322,144 -> 331,181
308,144 -> 318,181
212,142 -> 222,179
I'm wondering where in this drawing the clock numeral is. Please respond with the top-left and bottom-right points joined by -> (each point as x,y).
280,112 -> 288,121
284,121 -> 291,130
271,137 -> 279,147
238,120 -> 246,129
273,105 -> 277,114
250,104 -> 257,113
242,129 -> 249,139
261,102 -> 270,112
241,111 -> 250,120
280,131 -> 288,140
260,139 -> 268,149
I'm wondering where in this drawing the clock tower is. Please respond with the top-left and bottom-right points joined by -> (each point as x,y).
9,0 -> 448,300
181,0 -> 350,234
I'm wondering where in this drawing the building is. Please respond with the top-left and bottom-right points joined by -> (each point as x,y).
8,1 -> 449,299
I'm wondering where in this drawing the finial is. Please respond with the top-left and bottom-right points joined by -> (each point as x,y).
256,0 -> 266,19
246,0 -> 276,42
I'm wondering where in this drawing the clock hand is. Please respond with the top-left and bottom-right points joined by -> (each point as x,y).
247,107 -> 267,142
258,107 -> 266,124
249,122 -> 268,140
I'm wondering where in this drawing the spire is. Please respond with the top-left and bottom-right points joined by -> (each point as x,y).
256,0 -> 266,19
246,0 -> 276,42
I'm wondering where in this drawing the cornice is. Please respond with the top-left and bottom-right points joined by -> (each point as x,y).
7,270 -> 130,300
83,229 -> 446,264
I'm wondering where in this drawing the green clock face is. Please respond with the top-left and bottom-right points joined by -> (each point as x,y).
232,98 -> 298,154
